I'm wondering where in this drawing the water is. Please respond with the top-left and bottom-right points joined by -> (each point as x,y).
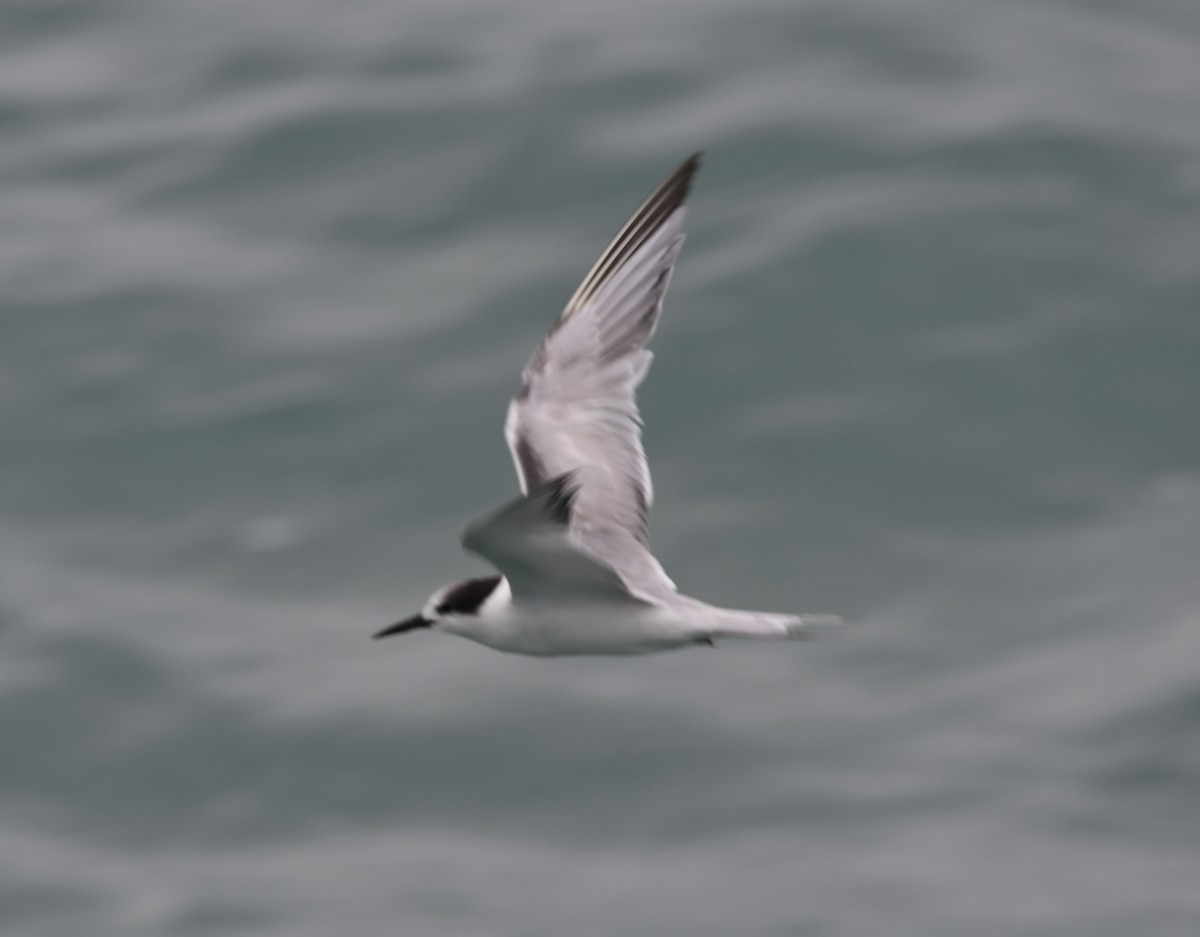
3,0 -> 1199,934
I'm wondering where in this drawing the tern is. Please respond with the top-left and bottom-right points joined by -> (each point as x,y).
374,153 -> 842,655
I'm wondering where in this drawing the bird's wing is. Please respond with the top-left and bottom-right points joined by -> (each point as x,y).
462,474 -> 647,604
503,153 -> 701,601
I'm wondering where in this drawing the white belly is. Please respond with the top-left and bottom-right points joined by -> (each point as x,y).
445,602 -> 700,657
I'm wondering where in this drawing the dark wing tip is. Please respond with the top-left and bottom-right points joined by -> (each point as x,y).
675,151 -> 704,195
646,151 -> 704,224
460,471 -> 580,554
556,152 -> 705,321
542,471 -> 578,527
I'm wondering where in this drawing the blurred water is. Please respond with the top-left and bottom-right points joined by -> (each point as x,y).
3,0 -> 1200,934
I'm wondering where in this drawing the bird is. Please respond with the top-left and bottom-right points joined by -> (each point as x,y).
373,153 -> 843,656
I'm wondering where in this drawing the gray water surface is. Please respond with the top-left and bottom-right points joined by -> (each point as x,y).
3,1 -> 1200,934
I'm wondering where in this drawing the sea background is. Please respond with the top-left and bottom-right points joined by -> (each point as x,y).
2,1 -> 1199,935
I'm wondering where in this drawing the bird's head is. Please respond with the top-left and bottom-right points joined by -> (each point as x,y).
372,575 -> 503,640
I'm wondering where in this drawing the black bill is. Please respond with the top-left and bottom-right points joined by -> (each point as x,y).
372,614 -> 433,640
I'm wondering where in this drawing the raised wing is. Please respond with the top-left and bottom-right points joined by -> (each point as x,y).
503,154 -> 702,601
462,474 -> 646,604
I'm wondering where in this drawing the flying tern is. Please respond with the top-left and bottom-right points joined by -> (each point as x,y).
374,153 -> 842,655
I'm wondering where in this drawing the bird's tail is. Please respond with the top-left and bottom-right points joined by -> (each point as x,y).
704,609 -> 845,641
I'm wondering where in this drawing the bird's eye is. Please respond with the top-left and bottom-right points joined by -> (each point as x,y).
435,603 -> 451,615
